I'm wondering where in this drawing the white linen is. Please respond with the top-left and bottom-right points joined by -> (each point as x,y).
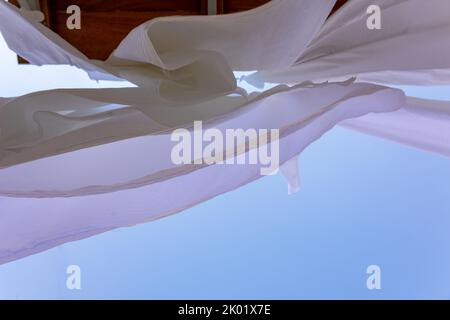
249,0 -> 450,85
0,82 -> 404,265
0,0 -> 449,264
342,97 -> 450,157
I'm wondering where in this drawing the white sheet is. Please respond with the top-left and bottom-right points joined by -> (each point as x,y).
0,0 -> 449,264
0,82 -> 404,265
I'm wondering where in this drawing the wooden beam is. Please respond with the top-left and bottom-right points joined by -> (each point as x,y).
38,0 -> 53,28
200,0 -> 208,15
217,0 -> 270,14
42,0 -> 209,60
10,0 -> 349,64
217,0 -> 224,14
218,0 -> 348,15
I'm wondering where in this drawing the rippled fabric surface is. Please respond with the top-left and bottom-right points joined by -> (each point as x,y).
0,0 -> 449,264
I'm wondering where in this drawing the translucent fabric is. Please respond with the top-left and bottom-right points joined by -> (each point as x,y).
0,0 -> 449,264
245,0 -> 450,156
0,82 -> 404,265
342,97 -> 450,157
250,0 -> 450,85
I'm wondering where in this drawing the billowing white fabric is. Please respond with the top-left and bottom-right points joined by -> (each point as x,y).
0,0 -> 336,99
280,155 -> 301,195
0,0 -> 449,264
250,0 -> 450,85
342,97 -> 450,157
0,81 -> 404,198
0,1 -> 237,100
245,0 -> 450,156
0,82 -> 404,265
0,1 -> 105,74
0,88 -> 250,168
108,0 -> 335,71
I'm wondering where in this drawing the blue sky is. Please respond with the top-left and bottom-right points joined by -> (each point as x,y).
0,32 -> 450,300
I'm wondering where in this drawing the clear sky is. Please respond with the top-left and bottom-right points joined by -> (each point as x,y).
0,31 -> 450,300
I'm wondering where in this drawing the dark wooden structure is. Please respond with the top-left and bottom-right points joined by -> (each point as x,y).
217,0 -> 269,14
217,0 -> 347,14
10,0 -> 348,62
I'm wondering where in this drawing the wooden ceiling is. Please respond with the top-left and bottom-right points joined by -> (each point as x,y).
10,0 -> 348,62
218,0 -> 347,14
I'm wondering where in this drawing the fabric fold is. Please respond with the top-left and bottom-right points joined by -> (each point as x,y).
280,156 -> 300,195
249,0 -> 450,86
109,0 -> 336,71
0,82 -> 405,265
0,88 -> 249,168
0,1 -> 237,101
0,0 -> 449,266
0,0 -> 337,100
342,97 -> 450,157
